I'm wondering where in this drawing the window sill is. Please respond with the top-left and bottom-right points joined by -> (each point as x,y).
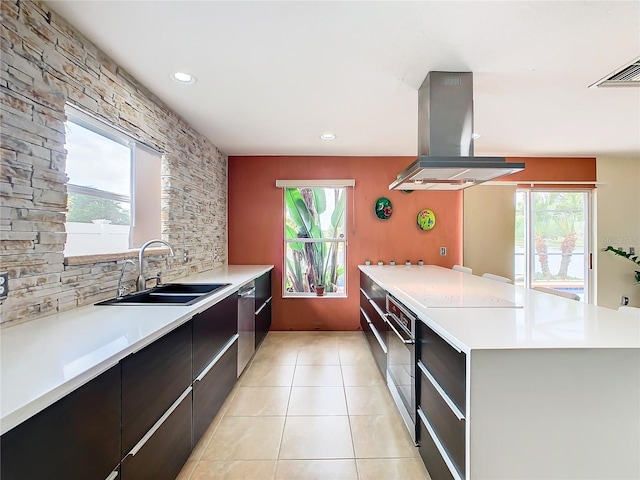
64,247 -> 172,266
282,294 -> 348,299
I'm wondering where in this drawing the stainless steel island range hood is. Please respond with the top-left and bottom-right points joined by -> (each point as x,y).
389,72 -> 524,191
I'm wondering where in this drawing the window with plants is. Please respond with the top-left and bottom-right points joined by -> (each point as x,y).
284,186 -> 346,297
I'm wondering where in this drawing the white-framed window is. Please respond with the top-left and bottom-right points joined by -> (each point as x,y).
63,105 -> 162,257
278,180 -> 352,297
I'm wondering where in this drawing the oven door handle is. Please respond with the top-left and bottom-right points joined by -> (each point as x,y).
385,314 -> 414,344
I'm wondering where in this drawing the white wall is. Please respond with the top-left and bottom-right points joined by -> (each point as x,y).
596,158 -> 640,309
464,185 -> 516,280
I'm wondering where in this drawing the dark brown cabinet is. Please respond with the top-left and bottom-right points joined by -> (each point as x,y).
121,390 -> 192,480
193,293 -> 238,378
254,271 -> 272,349
417,321 -> 467,480
1,364 -> 121,480
121,321 -> 192,456
193,339 -> 238,443
359,271 -> 388,376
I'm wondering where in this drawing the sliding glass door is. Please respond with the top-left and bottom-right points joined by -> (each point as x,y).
515,190 -> 592,302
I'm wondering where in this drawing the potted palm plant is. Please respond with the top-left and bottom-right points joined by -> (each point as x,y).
603,246 -> 640,283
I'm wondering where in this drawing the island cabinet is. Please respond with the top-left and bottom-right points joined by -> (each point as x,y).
254,270 -> 272,349
416,321 -> 467,480
192,293 -> 239,444
359,271 -> 388,376
0,364 -> 121,480
121,321 -> 193,480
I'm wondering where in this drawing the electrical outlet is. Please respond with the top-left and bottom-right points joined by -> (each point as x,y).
440,247 -> 447,256
0,271 -> 8,300
621,295 -> 630,306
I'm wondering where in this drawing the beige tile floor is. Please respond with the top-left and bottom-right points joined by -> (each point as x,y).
177,331 -> 431,480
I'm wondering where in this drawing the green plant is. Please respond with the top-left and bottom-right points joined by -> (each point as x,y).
603,246 -> 640,268
284,187 -> 345,293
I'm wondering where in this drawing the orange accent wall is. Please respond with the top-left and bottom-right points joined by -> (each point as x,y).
228,156 -> 463,331
505,157 -> 596,183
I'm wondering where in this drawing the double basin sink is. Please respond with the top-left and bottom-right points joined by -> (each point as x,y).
96,283 -> 231,306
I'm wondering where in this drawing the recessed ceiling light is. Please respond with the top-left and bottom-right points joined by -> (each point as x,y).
172,72 -> 197,84
320,133 -> 336,140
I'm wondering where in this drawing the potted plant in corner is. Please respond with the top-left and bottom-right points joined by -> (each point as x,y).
603,246 -> 640,283
315,284 -> 325,296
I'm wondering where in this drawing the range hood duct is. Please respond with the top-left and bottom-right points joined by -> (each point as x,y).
389,72 -> 524,191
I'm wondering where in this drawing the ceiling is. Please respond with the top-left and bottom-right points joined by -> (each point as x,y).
46,1 -> 640,159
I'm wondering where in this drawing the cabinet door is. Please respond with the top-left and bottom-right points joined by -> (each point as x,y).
255,270 -> 271,308
193,338 -> 239,444
121,389 -> 192,480
1,364 -> 121,480
193,293 -> 238,378
255,298 -> 272,349
417,322 -> 466,416
121,321 -> 192,456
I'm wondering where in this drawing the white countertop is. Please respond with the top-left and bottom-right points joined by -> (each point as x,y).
360,265 -> 640,353
0,265 -> 273,435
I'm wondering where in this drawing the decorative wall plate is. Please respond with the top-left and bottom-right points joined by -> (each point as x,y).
374,197 -> 393,220
417,208 -> 436,230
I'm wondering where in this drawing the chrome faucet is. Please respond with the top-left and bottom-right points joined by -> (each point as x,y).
117,259 -> 136,298
137,239 -> 175,291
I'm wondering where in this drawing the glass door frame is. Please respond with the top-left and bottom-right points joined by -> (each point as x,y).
517,188 -> 594,303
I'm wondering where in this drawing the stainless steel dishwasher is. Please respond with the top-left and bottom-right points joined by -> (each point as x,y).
237,281 -> 256,376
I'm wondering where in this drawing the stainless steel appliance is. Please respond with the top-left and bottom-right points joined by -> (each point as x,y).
389,72 -> 524,191
237,281 -> 255,376
385,294 -> 417,443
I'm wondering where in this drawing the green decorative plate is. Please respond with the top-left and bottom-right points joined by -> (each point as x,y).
374,197 -> 393,220
417,208 -> 436,230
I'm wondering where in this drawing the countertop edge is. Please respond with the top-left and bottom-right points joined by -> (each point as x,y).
0,264 -> 274,435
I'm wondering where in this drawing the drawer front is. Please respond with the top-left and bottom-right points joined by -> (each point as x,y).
360,308 -> 387,376
1,364 -> 120,480
418,322 -> 466,415
122,322 -> 192,456
255,298 -> 272,349
121,390 -> 192,480
417,409 -> 456,480
255,270 -> 272,308
193,293 -> 238,378
193,339 -> 238,444
360,289 -> 387,340
360,271 -> 386,313
419,361 -> 465,476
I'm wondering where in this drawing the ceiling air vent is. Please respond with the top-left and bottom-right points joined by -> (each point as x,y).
590,57 -> 640,88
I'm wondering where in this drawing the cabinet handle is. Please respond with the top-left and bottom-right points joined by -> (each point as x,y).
417,407 -> 463,480
105,472 -> 118,480
360,287 -> 372,301
255,296 -> 272,315
385,316 -> 414,344
368,321 -> 388,354
195,334 -> 239,382
418,360 -> 465,421
361,307 -> 387,354
127,386 -> 193,457
368,298 -> 387,320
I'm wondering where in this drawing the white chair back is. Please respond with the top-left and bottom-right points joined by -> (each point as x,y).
452,265 -> 472,274
618,306 -> 640,315
482,273 -> 513,284
533,286 -> 580,301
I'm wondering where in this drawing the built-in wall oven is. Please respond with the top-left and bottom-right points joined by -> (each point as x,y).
385,294 -> 417,443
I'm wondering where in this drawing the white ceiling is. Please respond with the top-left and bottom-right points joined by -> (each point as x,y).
47,1 -> 640,159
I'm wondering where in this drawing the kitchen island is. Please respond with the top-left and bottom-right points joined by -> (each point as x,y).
360,265 -> 640,480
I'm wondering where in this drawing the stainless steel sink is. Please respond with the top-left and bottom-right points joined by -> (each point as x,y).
96,283 -> 231,306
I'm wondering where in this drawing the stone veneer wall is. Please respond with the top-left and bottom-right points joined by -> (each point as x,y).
0,0 -> 227,326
